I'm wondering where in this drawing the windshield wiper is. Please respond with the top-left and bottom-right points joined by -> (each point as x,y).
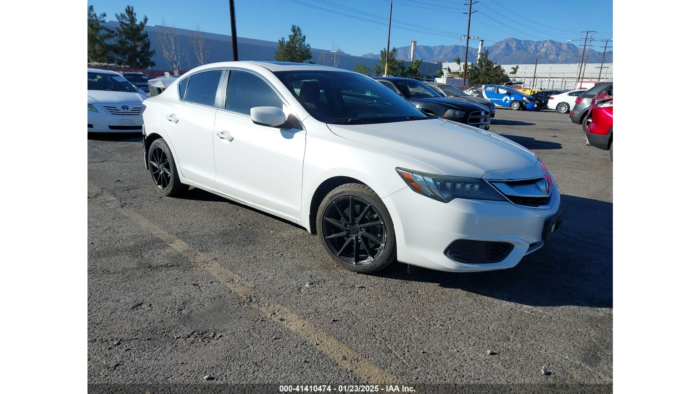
345,118 -> 373,124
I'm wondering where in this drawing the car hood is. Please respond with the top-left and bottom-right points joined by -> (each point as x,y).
327,119 -> 538,178
450,95 -> 494,107
414,96 -> 489,111
87,90 -> 144,105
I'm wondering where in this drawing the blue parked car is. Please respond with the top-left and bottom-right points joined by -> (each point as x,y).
466,84 -> 540,111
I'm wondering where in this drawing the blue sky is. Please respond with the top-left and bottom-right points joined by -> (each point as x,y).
90,0 -> 612,56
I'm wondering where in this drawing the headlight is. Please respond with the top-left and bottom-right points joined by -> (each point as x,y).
88,104 -> 98,113
523,97 -> 531,103
396,168 -> 505,203
443,109 -> 466,119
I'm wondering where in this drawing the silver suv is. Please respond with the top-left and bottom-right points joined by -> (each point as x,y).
569,82 -> 613,125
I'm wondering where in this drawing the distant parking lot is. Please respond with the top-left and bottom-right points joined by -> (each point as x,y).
88,108 -> 612,389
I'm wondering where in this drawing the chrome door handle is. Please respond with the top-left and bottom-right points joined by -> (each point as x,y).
216,130 -> 234,142
166,114 -> 179,123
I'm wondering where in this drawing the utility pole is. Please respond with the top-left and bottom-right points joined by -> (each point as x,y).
532,58 -> 538,90
462,0 -> 477,87
576,31 -> 595,88
384,0 -> 393,77
580,53 -> 590,87
229,0 -> 238,61
598,39 -> 612,80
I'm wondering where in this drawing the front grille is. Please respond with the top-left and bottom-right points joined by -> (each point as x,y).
489,178 -> 552,208
467,110 -> 490,127
508,195 -> 551,207
444,240 -> 514,264
101,105 -> 145,116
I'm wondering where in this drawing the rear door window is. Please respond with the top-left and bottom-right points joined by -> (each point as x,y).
184,70 -> 222,106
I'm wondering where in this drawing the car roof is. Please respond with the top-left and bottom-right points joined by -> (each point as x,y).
190,61 -> 348,73
88,68 -> 120,75
373,77 -> 417,82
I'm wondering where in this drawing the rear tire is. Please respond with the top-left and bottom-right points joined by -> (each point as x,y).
556,103 -> 569,113
582,114 -> 592,132
610,141 -> 615,163
609,141 -> 613,161
147,138 -> 188,197
510,100 -> 521,110
316,183 -> 396,274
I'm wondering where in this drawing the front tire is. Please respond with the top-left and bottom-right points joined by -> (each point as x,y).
556,103 -> 569,113
510,100 -> 521,110
147,138 -> 188,197
316,184 -> 396,274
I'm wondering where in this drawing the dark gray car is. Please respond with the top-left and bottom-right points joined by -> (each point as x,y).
425,82 -> 496,118
569,82 -> 612,125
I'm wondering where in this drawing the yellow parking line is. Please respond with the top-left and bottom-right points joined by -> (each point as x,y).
93,184 -> 401,384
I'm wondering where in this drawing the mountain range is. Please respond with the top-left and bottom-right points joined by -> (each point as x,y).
361,38 -> 612,65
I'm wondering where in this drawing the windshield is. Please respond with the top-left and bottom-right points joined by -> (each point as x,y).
438,85 -> 466,97
274,71 -> 428,124
88,72 -> 137,92
123,74 -> 148,83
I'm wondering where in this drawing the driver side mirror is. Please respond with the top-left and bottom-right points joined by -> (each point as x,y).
251,106 -> 287,128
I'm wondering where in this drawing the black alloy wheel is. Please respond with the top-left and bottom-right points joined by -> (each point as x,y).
317,184 -> 396,273
147,138 -> 188,196
149,145 -> 171,190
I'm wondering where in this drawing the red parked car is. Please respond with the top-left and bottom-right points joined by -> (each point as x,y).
584,88 -> 613,160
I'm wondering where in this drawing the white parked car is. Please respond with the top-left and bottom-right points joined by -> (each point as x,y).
549,89 -> 586,114
88,68 -> 146,132
142,62 -> 563,274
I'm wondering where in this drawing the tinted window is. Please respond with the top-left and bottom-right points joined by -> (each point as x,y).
88,72 -> 137,93
124,74 -> 148,82
438,85 -> 467,97
393,80 -> 439,99
377,80 -> 399,93
225,71 -> 283,115
184,71 -> 222,106
178,77 -> 189,100
274,71 -> 427,124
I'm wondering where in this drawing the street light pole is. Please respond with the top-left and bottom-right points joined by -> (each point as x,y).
229,0 -> 238,61
384,0 -> 393,77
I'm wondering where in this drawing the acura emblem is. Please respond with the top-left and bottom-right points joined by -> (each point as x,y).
122,105 -> 129,110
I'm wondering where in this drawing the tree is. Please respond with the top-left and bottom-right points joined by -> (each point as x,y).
435,69 -> 443,76
191,25 -> 210,66
510,65 -> 519,76
353,64 -> 371,76
465,50 -> 509,86
112,6 -> 155,68
406,59 -> 423,79
374,47 -> 405,77
156,21 -> 186,71
330,41 -> 341,67
274,25 -> 312,63
87,6 -> 114,63
316,52 -> 329,66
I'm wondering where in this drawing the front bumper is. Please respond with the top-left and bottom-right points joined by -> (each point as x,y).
524,101 -> 540,111
88,111 -> 144,133
382,183 -> 561,272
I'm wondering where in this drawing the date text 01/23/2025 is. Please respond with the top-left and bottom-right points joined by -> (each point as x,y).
279,385 -> 415,392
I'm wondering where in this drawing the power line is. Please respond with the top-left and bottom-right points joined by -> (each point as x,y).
477,12 -> 553,41
489,0 -> 582,33
313,0 -> 464,36
478,2 -> 574,40
286,0 -> 462,38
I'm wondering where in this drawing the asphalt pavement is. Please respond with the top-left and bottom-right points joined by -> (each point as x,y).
88,108 -> 612,392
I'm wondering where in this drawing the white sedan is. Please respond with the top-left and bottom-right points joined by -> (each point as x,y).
549,89 -> 586,114
141,62 -> 562,274
88,68 -> 147,132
